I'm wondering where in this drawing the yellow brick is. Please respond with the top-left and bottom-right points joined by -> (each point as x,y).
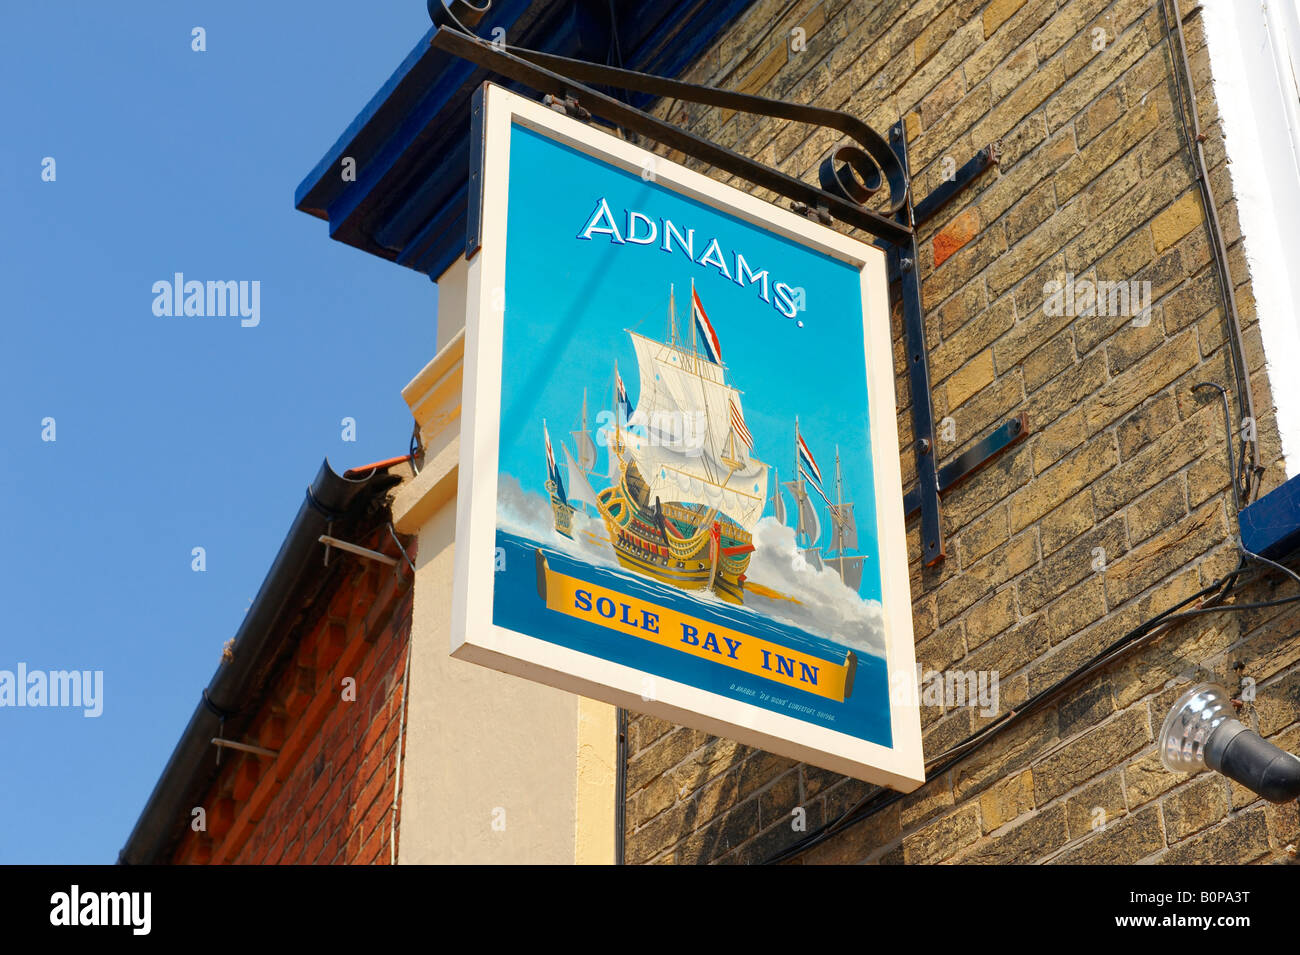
915,6 -> 959,64
946,350 -> 996,409
981,770 -> 1035,831
737,43 -> 788,96
984,0 -> 1029,38
1151,192 -> 1203,252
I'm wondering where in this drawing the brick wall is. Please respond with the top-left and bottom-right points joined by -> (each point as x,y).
621,0 -> 1300,864
172,526 -> 415,865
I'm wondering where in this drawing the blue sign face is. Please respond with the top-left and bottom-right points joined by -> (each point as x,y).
490,120 -> 893,747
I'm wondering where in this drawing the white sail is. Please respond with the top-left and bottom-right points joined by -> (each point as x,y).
825,555 -> 864,590
629,331 -> 745,462
571,429 -> 598,473
621,428 -> 767,531
572,388 -> 599,473
622,329 -> 769,532
563,444 -> 600,509
782,479 -> 820,547
834,502 -> 858,551
802,548 -> 824,572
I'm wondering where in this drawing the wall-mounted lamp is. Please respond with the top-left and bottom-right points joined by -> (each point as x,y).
1159,684 -> 1300,802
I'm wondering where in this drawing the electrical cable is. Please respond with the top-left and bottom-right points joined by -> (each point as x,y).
1160,0 -> 1263,505
409,421 -> 422,478
763,553 -> 1300,864
387,522 -> 418,575
389,624 -> 414,864
1241,545 -> 1300,588
1193,381 -> 1242,511
764,1 -> 1286,865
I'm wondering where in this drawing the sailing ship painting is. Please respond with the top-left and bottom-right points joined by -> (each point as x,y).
541,280 -> 866,606
468,111 -> 917,762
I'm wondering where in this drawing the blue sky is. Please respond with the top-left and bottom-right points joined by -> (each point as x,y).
0,2 -> 437,862
497,125 -> 884,594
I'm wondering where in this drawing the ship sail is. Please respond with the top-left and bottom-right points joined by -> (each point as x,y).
824,447 -> 863,589
621,328 -> 768,532
834,502 -> 859,551
563,443 -> 600,509
782,478 -> 820,547
824,555 -> 863,589
621,431 -> 767,530
573,430 -> 599,473
571,388 -> 599,473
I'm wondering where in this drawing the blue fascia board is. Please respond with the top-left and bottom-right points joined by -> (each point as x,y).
296,0 -> 757,279
1240,472 -> 1300,561
293,24 -> 439,216
295,0 -> 536,217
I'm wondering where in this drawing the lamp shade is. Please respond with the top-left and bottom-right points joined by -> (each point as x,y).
1158,683 -> 1233,773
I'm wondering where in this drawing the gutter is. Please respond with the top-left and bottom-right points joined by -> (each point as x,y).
118,459 -> 401,864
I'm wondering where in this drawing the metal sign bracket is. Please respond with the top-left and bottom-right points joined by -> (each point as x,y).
437,21 -> 1025,566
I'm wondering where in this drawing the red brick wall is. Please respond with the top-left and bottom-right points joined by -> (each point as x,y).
172,529 -> 415,865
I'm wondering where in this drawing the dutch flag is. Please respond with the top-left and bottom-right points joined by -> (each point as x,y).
692,286 -> 722,365
797,432 -> 824,489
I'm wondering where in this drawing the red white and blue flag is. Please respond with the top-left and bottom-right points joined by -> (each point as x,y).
544,421 -> 557,474
797,432 -> 824,488
692,286 -> 722,365
544,420 -> 565,498
807,473 -> 835,510
729,398 -> 753,451
615,367 -> 634,422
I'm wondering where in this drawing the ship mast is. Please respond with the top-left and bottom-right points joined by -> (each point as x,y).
833,447 -> 844,558
612,359 -> 623,457
689,277 -> 699,377
794,417 -> 804,548
621,287 -> 771,532
822,445 -> 863,589
668,283 -> 678,348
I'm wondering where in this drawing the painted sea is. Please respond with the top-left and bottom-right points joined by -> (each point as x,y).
492,527 -> 893,746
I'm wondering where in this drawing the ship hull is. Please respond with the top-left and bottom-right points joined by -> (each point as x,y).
595,461 -> 753,605
547,479 -> 576,540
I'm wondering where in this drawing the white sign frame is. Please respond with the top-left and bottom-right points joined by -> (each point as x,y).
449,82 -> 923,790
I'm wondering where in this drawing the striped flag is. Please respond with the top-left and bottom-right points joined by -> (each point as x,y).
797,431 -> 824,488
692,286 -> 722,364
729,398 -> 754,451
806,474 -> 835,510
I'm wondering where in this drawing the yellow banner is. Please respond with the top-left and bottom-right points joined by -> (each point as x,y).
536,552 -> 856,702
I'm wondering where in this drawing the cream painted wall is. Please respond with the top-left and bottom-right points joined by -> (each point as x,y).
392,256 -> 616,864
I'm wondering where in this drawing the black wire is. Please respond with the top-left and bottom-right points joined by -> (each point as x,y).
1193,382 -> 1241,511
768,0 -> 1298,868
409,421 -> 422,478
763,555 -> 1300,864
1159,0 -> 1260,504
